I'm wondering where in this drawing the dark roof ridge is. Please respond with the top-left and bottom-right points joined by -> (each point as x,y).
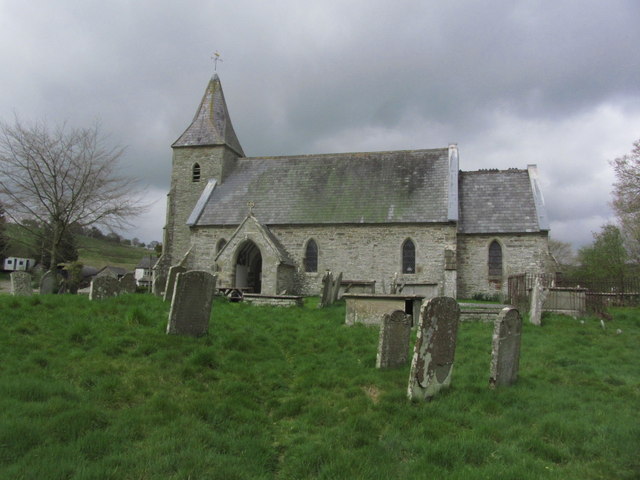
240,147 -> 448,161
461,168 -> 526,174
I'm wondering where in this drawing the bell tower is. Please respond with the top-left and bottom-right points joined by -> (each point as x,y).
162,74 -> 244,266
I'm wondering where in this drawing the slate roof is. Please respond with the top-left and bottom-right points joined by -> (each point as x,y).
195,148 -> 452,226
172,74 -> 244,156
458,169 -> 544,233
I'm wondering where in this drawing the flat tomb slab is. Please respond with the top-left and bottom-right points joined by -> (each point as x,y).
243,294 -> 303,307
343,294 -> 425,326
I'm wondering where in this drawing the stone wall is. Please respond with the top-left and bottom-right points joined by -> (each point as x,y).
456,232 -> 552,299
165,146 -> 239,267
190,223 -> 457,296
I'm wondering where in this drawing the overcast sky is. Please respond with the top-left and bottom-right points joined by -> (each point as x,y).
1,0 -> 639,250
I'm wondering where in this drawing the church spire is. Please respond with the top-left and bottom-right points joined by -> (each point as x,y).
172,74 -> 244,156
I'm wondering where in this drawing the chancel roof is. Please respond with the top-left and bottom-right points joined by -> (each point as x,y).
458,169 -> 546,233
195,148 -> 452,226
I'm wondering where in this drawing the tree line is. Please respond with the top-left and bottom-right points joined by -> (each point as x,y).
551,139 -> 640,289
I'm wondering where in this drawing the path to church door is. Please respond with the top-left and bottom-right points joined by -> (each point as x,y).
234,240 -> 262,294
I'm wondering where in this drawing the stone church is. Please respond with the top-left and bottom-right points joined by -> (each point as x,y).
157,74 -> 554,298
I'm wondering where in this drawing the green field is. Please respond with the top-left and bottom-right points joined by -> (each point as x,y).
75,236 -> 153,271
0,294 -> 638,479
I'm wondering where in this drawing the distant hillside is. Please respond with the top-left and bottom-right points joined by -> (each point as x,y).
4,223 -> 157,271
76,236 -> 157,271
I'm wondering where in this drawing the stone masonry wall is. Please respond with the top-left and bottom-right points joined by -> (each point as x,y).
456,232 -> 551,299
165,146 -> 239,268
190,223 -> 457,296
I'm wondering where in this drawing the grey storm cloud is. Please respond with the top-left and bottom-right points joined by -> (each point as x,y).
1,0 -> 639,245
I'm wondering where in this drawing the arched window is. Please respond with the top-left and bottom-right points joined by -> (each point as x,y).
304,239 -> 318,273
488,240 -> 503,277
402,239 -> 415,274
216,238 -> 227,254
192,163 -> 201,182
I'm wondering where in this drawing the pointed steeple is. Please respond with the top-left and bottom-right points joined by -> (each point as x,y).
172,74 -> 244,156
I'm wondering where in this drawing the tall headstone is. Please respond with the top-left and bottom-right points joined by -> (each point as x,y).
489,307 -> 523,388
152,273 -> 166,297
376,310 -> 412,369
39,270 -> 59,295
10,271 -> 32,296
163,265 -> 186,302
319,271 -> 333,307
408,296 -> 460,401
119,272 -> 136,294
89,276 -> 121,300
166,271 -> 217,337
331,272 -> 343,304
529,276 -> 547,326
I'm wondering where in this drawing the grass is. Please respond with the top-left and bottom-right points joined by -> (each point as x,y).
76,236 -> 153,270
0,294 -> 638,479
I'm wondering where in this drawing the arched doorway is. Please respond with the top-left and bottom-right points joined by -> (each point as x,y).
234,240 -> 262,293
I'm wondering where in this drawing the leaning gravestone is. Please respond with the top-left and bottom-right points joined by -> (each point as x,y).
39,270 -> 59,295
331,272 -> 343,303
376,310 -> 412,369
11,271 -> 32,296
166,271 -> 217,337
152,273 -> 166,297
489,307 -> 523,388
89,276 -> 121,300
163,265 -> 186,302
319,271 -> 333,307
407,296 -> 460,401
119,272 -> 137,294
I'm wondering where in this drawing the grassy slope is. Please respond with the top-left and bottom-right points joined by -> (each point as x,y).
75,236 -> 153,271
4,223 -> 152,270
0,295 -> 638,479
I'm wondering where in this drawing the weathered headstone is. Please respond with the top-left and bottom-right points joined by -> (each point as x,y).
11,271 -> 32,296
39,270 -> 59,295
163,265 -> 186,302
119,272 -> 136,294
331,272 -> 342,304
319,271 -> 333,307
376,310 -> 412,369
89,276 -> 121,300
166,271 -> 217,336
407,296 -> 460,401
529,276 -> 548,326
489,307 -> 523,388
152,273 -> 166,297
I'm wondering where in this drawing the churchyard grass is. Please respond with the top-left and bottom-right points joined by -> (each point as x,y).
0,294 -> 638,479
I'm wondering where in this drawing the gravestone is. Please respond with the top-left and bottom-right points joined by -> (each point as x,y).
152,273 -> 166,297
529,276 -> 547,326
166,271 -> 217,336
119,272 -> 136,294
163,265 -> 186,302
331,272 -> 342,304
39,270 -> 59,295
319,271 -> 343,308
89,276 -> 121,300
489,307 -> 523,388
407,296 -> 460,401
11,271 -> 32,296
319,271 -> 333,307
376,310 -> 412,369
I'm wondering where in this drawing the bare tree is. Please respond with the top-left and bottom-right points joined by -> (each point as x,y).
548,237 -> 575,268
611,139 -> 640,260
0,117 -> 147,269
